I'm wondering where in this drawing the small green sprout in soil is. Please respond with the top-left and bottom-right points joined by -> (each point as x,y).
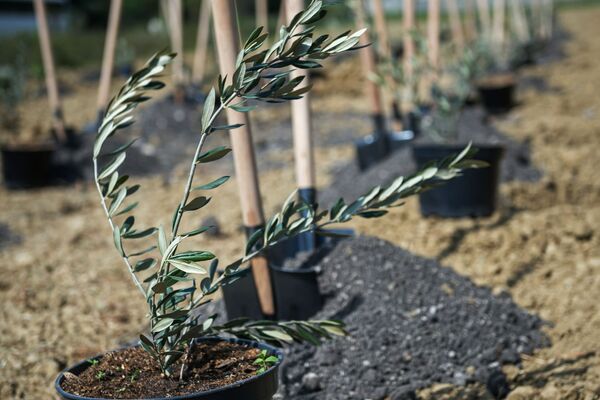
95,371 -> 106,381
253,350 -> 279,374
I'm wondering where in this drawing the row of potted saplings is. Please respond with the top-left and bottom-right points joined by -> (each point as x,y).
11,0 -> 553,399
0,0 -> 197,189
355,0 -> 550,218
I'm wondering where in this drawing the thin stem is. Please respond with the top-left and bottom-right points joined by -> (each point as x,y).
92,159 -> 146,297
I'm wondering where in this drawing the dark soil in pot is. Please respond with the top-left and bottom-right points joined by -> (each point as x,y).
412,144 -> 504,217
279,236 -> 549,399
320,106 -> 541,208
57,338 -> 282,400
1,142 -> 55,189
477,73 -> 517,115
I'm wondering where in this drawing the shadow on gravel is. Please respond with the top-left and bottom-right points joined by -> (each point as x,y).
279,236 -> 550,400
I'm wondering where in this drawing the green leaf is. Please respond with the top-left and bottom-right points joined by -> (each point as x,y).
158,226 -> 167,255
196,146 -> 232,164
108,187 -> 127,216
201,88 -> 216,132
357,210 -> 388,218
123,227 -> 157,239
171,251 -> 215,262
134,258 -> 156,272
182,196 -> 211,212
98,152 -> 126,181
245,229 -> 263,255
129,245 -> 157,257
115,202 -> 138,216
262,329 -> 293,343
184,226 -> 213,237
113,228 -> 124,256
168,260 -> 207,275
152,318 -> 174,333
193,176 -> 230,191
230,103 -> 257,113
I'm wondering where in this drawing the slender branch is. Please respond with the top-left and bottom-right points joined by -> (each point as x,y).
92,159 -> 146,297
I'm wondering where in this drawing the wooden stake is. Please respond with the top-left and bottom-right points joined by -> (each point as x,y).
33,0 -> 66,141
277,0 -> 287,32
211,0 -> 274,317
464,0 -> 478,41
476,0 -> 492,38
168,0 -> 185,87
402,0 -> 416,112
192,0 -> 212,83
531,0 -> 542,40
355,0 -> 386,133
256,0 -> 269,31
372,0 -> 402,130
427,0 -> 440,71
97,0 -> 123,123
509,0 -> 529,44
286,0 -> 315,191
492,0 -> 506,52
447,0 -> 464,50
372,0 -> 392,64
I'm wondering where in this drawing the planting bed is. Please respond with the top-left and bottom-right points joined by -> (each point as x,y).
278,236 -> 549,399
1,5 -> 600,400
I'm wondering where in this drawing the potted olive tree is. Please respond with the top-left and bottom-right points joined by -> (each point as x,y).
0,59 -> 57,189
411,52 -> 503,218
55,2 -> 482,399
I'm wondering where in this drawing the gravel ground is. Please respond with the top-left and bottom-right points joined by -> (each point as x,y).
277,236 -> 549,400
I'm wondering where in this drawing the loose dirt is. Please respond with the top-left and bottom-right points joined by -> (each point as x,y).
1,5 -> 599,400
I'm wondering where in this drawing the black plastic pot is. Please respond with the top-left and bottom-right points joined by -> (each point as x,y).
222,229 -> 353,321
477,74 -> 516,114
412,144 -> 505,218
1,143 -> 55,189
355,132 -> 389,171
267,229 -> 353,321
405,104 -> 432,137
55,337 -> 282,400
387,130 -> 414,153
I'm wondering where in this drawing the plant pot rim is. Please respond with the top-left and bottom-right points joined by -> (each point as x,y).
412,143 -> 506,152
1,142 -> 56,152
476,73 -> 517,88
55,336 -> 283,400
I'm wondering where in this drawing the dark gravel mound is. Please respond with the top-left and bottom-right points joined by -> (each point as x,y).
278,236 -> 549,399
320,106 -> 541,207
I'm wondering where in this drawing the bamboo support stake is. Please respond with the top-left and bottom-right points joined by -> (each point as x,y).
211,0 -> 274,317
277,0 -> 287,32
33,0 -> 66,141
541,0 -> 554,40
168,0 -> 185,87
403,0 -> 415,111
531,0 -> 543,40
372,0 -> 392,63
192,0 -> 212,83
97,0 -> 123,124
256,0 -> 269,31
286,0 -> 315,192
509,0 -> 529,44
476,0 -> 492,38
464,0 -> 478,41
427,0 -> 440,72
355,0 -> 386,133
492,0 -> 506,53
372,0 -> 402,130
447,0 -> 464,50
